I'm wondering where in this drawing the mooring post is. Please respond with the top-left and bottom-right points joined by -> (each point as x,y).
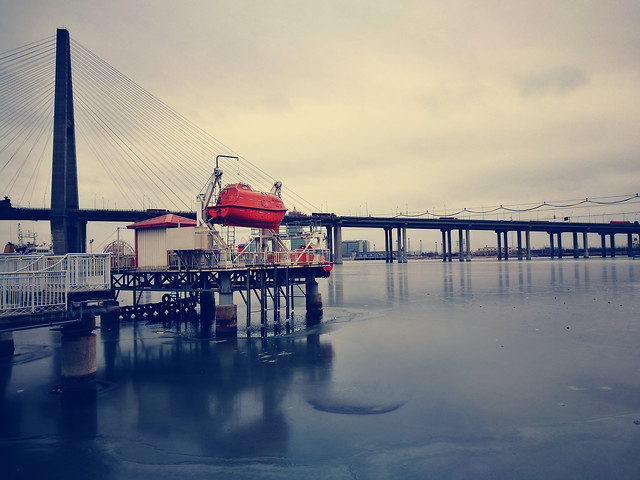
216,271 -> 237,336
60,318 -> 96,396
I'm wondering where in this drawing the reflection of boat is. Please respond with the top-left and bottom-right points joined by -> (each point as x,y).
207,183 -> 287,229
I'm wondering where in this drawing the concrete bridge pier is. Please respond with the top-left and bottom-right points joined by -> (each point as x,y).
573,232 -> 579,258
333,225 -> 343,264
0,332 -> 14,356
465,228 -> 471,261
497,231 -> 502,260
216,271 -> 237,336
628,233 -> 634,257
458,229 -> 464,262
503,231 -> 509,260
526,230 -> 532,260
557,233 -> 563,259
447,229 -> 453,262
326,225 -> 333,262
517,230 -> 523,260
549,233 -> 555,259
384,227 -> 393,263
583,231 -> 590,258
610,234 -> 616,258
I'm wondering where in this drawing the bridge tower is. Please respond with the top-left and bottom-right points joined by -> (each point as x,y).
51,28 -> 84,254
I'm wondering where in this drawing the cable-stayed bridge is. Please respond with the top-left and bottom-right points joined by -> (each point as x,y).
2,29 -> 640,261
1,29 -> 319,253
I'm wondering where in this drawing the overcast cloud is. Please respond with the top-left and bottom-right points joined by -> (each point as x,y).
1,0 -> 640,246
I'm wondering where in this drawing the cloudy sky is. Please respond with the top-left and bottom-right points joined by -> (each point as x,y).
1,0 -> 640,248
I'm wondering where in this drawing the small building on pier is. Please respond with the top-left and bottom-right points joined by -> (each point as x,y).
127,214 -> 197,267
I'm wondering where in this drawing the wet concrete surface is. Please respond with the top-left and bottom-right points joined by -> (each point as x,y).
1,259 -> 640,479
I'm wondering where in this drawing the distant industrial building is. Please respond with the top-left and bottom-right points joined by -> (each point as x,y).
342,240 -> 370,258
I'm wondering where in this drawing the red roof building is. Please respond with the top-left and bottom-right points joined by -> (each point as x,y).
127,214 -> 197,267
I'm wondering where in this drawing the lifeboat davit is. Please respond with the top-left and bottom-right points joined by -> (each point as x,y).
208,183 -> 287,229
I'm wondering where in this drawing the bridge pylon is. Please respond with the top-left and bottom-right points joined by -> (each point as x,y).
51,28 -> 85,254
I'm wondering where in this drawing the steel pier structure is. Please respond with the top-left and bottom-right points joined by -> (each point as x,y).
111,264 -> 332,335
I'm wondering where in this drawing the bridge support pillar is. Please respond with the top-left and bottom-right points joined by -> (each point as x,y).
557,233 -> 563,259
549,233 -> 555,259
465,228 -> 471,261
458,229 -> 464,262
503,231 -> 509,260
610,234 -> 616,258
51,29 -> 82,254
601,233 -> 607,257
0,332 -> 14,356
333,226 -> 343,264
216,271 -> 236,336
526,230 -> 531,260
497,231 -> 502,260
583,231 -> 589,258
441,230 -> 447,262
517,230 -> 523,260
326,226 -> 333,262
573,232 -> 579,258
628,233 -> 633,257
403,226 -> 408,262
384,228 -> 391,263
447,229 -> 453,262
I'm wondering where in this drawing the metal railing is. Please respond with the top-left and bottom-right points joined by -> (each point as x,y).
0,253 -> 111,317
170,248 -> 332,270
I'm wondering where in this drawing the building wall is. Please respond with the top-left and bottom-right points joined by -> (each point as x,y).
137,228 -> 167,267
342,240 -> 370,257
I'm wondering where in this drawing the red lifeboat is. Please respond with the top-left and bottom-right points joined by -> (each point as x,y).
207,183 -> 287,229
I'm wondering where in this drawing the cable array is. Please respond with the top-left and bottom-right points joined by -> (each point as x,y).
0,36 -> 56,207
384,194 -> 640,222
0,35 -> 319,212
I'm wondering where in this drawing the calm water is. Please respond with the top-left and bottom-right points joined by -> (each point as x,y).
2,259 -> 640,479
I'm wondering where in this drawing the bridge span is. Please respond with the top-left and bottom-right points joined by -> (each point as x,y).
3,205 -> 638,263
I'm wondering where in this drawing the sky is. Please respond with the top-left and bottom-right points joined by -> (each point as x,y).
1,0 -> 640,250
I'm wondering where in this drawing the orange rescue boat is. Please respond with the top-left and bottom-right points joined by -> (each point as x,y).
208,183 -> 287,229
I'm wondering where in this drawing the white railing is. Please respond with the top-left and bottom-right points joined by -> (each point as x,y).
170,248 -> 332,270
0,254 -> 111,317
